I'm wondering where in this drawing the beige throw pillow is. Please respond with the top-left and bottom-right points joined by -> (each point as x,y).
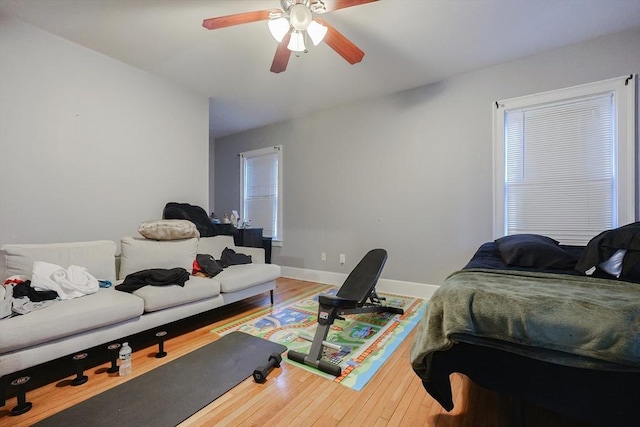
138,219 -> 200,241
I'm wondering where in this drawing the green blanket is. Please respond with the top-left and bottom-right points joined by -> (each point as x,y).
411,269 -> 640,382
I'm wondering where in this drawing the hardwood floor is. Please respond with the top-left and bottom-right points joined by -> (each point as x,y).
0,278 -> 593,427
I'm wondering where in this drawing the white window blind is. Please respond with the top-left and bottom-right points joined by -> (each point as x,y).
494,76 -> 636,245
240,146 -> 282,241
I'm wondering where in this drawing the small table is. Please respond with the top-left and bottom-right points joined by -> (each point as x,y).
234,228 -> 263,247
234,228 -> 272,264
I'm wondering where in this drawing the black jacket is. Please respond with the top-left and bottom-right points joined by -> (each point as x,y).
115,268 -> 190,293
575,222 -> 640,281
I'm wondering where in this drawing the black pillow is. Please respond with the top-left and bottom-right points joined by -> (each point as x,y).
495,234 -> 577,270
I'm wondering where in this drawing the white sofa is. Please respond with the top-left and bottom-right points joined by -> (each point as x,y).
0,235 -> 279,385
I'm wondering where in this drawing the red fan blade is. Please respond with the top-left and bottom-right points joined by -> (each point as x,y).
270,33 -> 292,73
203,10 -> 275,30
321,0 -> 378,13
320,21 -> 364,64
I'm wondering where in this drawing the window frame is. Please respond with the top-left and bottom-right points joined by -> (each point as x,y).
239,145 -> 283,244
493,75 -> 636,244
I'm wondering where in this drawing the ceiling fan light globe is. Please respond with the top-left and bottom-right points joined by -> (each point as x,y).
268,17 -> 290,42
287,31 -> 306,52
307,20 -> 327,45
289,3 -> 312,30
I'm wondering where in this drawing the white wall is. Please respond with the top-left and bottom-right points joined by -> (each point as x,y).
214,28 -> 640,288
0,18 -> 209,250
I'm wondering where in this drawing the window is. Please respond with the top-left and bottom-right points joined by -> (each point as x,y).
494,75 -> 636,245
240,146 -> 283,242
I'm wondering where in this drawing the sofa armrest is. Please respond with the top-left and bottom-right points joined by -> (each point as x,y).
237,246 -> 265,264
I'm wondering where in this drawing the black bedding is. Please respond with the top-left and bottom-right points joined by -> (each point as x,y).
411,237 -> 640,426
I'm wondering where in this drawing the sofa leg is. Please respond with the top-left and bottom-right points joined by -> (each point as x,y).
10,376 -> 32,415
270,289 -> 274,305
71,353 -> 89,386
1,375 -> 5,407
107,343 -> 122,374
155,331 -> 168,358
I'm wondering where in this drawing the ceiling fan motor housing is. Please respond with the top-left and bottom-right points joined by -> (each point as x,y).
280,0 -> 297,11
289,3 -> 313,30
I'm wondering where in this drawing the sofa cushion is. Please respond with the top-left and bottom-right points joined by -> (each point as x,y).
132,276 -> 221,312
119,237 -> 197,280
197,236 -> 237,259
0,288 -> 144,353
216,263 -> 281,293
2,241 -> 117,282
138,219 -> 200,241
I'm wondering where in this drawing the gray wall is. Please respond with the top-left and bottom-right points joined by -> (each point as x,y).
208,131 -> 216,218
214,28 -> 640,287
0,18 -> 209,248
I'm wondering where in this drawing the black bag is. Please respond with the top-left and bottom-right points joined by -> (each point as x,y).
195,254 -> 224,278
162,202 -> 217,237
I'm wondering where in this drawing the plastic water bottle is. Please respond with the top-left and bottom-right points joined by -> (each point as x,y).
119,342 -> 132,376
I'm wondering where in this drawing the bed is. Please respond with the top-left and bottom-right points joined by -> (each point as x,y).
410,225 -> 640,426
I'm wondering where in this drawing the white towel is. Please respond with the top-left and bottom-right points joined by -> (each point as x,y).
31,261 -> 99,300
0,284 -> 12,319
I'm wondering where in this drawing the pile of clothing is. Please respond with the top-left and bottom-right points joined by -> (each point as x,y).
1,261 -> 102,319
192,247 -> 252,278
115,248 -> 252,293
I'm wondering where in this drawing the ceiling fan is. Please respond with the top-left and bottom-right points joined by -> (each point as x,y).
202,0 -> 378,73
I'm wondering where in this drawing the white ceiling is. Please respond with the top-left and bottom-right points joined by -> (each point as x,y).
1,0 -> 639,138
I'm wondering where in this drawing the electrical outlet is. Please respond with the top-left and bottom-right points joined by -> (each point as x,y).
321,252 -> 326,261
340,254 -> 346,264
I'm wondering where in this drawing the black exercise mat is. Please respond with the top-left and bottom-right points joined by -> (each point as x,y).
35,332 -> 286,427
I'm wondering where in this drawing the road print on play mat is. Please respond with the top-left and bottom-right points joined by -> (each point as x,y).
212,285 -> 427,390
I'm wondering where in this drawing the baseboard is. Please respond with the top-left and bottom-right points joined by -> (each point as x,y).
280,266 -> 439,299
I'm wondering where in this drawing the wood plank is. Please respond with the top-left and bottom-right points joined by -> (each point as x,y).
0,278 -> 597,427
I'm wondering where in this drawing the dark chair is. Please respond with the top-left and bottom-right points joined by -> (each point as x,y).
287,249 -> 403,376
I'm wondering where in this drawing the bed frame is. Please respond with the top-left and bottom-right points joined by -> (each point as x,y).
412,241 -> 640,426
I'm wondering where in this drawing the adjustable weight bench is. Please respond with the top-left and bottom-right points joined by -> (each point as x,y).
287,249 -> 404,376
